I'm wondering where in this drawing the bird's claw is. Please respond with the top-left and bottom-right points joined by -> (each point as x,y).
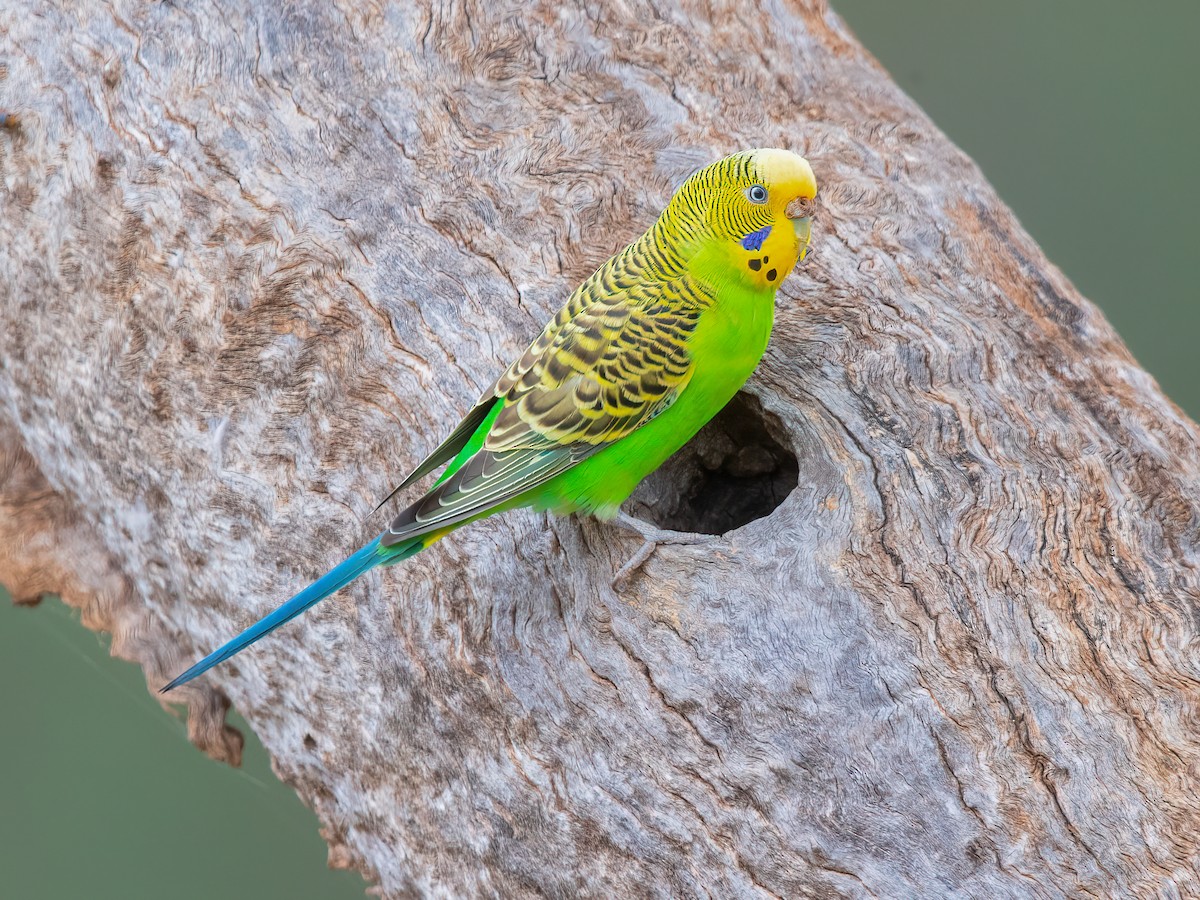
610,511 -> 707,589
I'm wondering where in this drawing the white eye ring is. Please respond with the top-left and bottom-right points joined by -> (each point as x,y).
746,185 -> 768,204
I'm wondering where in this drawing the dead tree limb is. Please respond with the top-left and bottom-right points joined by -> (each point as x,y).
3,1 -> 1199,896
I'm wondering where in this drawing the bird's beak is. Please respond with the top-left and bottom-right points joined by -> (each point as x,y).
792,216 -> 812,261
786,195 -> 815,262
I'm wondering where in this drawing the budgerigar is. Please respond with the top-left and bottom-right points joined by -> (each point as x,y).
162,148 -> 817,692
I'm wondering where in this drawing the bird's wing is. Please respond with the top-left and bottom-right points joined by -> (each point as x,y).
372,275 -> 594,514
369,398 -> 496,515
381,280 -> 705,546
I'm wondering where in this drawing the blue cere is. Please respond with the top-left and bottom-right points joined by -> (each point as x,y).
740,225 -> 771,251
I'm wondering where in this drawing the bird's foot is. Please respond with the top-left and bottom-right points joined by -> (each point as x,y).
610,511 -> 707,590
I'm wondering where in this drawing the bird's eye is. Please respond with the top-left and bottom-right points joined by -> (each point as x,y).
746,185 -> 768,204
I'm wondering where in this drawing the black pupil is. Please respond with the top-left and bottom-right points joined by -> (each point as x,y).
751,186 -> 766,202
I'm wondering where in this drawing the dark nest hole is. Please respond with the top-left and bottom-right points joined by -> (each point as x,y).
623,391 -> 799,535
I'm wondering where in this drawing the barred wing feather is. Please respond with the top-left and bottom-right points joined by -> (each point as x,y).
382,275 -> 704,546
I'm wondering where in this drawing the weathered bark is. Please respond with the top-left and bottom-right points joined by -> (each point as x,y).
3,1 -> 1199,896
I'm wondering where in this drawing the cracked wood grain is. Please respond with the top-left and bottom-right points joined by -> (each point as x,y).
3,1 -> 1200,897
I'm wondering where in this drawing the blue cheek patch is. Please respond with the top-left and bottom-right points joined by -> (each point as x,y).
740,225 -> 772,251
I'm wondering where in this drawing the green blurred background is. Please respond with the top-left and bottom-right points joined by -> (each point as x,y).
1,3 -> 1195,898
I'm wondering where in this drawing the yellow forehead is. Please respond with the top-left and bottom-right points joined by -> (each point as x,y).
748,148 -> 817,200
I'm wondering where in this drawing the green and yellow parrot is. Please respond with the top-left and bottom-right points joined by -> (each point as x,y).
162,148 -> 816,692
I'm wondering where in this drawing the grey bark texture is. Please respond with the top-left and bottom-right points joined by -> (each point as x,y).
3,1 -> 1199,897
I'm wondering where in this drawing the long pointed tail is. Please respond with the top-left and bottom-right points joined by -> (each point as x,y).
160,534 -> 421,693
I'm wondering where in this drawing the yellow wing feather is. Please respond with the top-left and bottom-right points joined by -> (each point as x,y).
487,288 -> 701,450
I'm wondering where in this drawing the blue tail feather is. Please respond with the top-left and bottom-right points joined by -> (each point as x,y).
160,534 -> 402,693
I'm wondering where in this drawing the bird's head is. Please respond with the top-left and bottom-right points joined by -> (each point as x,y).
665,148 -> 817,291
